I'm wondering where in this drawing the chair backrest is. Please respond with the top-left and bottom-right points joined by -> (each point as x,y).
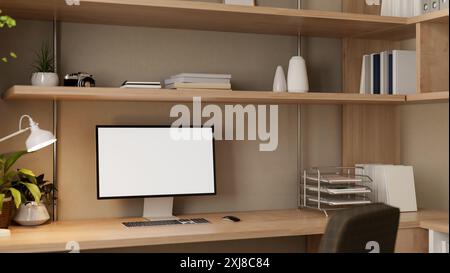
319,203 -> 400,253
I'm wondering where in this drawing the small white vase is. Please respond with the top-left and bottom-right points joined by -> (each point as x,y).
31,72 -> 59,87
14,202 -> 50,226
287,56 -> 309,93
273,65 -> 287,93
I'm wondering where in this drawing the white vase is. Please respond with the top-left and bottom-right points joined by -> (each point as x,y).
14,202 -> 50,226
273,65 -> 287,93
31,72 -> 59,87
287,56 -> 309,93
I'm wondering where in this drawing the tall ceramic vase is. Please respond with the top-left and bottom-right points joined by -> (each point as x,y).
273,65 -> 287,92
287,56 -> 309,93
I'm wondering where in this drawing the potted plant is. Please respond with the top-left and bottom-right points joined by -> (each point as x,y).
0,151 -> 42,228
14,174 -> 54,226
31,42 -> 59,86
0,9 -> 17,63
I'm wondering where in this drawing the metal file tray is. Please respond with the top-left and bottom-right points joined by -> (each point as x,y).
299,167 -> 373,217
305,185 -> 372,195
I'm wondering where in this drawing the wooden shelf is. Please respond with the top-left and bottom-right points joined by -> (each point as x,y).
407,9 -> 449,24
0,0 -> 416,39
406,91 -> 449,103
2,86 -> 407,105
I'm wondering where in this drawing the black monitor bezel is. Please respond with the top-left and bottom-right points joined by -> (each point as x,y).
96,125 -> 217,200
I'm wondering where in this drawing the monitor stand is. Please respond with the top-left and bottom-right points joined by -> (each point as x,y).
143,197 -> 179,221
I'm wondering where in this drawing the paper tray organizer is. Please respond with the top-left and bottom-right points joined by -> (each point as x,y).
300,167 -> 373,217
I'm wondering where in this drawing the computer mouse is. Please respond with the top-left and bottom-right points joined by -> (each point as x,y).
222,216 -> 241,222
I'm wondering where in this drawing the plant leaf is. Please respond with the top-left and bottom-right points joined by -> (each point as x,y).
9,187 -> 21,208
4,150 -> 27,174
20,182 -> 41,203
0,193 -> 4,211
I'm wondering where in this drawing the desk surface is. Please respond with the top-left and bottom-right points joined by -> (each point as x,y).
420,219 -> 449,234
0,209 -> 448,253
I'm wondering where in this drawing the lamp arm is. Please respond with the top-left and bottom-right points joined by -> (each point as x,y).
0,127 -> 30,144
19,115 -> 36,130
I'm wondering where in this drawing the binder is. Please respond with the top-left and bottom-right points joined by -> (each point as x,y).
371,53 -> 381,95
441,0 -> 449,9
359,55 -> 371,94
380,51 -> 390,95
388,53 -> 393,95
422,0 -> 432,13
430,0 -> 440,11
392,50 -> 417,95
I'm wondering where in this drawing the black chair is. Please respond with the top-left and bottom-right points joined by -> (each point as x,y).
319,203 -> 400,253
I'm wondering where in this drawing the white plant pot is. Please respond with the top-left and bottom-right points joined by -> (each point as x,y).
31,72 -> 59,87
273,65 -> 287,93
287,56 -> 309,93
14,202 -> 50,226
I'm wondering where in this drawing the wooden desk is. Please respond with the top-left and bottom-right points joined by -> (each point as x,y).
0,209 -> 447,253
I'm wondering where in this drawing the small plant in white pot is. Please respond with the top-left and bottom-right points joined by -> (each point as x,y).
31,42 -> 59,86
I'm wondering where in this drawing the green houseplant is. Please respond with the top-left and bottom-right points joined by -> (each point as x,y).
0,151 -> 41,228
0,9 -> 17,63
31,42 -> 59,86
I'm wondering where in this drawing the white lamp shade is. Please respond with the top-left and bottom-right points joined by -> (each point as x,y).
26,126 -> 57,152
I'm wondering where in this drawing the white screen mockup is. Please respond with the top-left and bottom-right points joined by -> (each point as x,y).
97,127 -> 215,198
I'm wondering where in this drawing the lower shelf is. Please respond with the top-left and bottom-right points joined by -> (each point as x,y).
2,85 -> 406,104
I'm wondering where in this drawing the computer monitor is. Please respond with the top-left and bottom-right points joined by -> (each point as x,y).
96,126 -> 216,220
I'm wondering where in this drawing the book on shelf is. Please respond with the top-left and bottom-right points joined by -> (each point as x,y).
164,77 -> 231,85
360,50 -> 416,95
381,0 -> 423,17
165,82 -> 232,90
121,81 -> 162,89
171,73 -> 232,79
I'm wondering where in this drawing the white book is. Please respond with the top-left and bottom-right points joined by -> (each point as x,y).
165,77 -> 230,85
393,50 -> 417,95
383,166 -> 418,212
381,0 -> 393,16
120,85 -> 161,89
171,73 -> 232,79
380,51 -> 390,95
413,0 -> 423,16
360,55 -> 371,94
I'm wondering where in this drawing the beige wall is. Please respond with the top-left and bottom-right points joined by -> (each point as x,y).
400,103 -> 449,211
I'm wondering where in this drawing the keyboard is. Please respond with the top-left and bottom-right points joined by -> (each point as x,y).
123,218 -> 210,228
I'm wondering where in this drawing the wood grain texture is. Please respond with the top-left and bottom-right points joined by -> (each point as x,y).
0,209 -> 446,253
416,22 -> 449,93
0,0 -> 412,39
342,0 -> 381,15
407,91 -> 449,103
1,86 -> 407,104
420,219 -> 449,234
342,105 -> 400,166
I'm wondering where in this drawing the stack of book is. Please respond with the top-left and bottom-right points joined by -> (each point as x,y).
360,50 -> 416,95
381,0 -> 448,17
164,73 -> 232,90
121,81 -> 161,89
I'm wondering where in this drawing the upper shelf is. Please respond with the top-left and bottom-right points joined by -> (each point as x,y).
3,0 -> 447,40
2,86 -> 407,105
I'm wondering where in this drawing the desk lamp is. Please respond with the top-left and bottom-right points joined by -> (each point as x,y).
0,115 -> 56,237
